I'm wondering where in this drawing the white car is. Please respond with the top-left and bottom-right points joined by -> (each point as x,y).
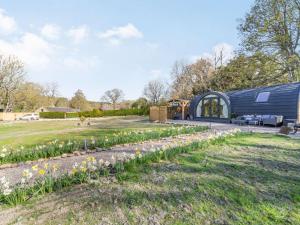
19,113 -> 39,121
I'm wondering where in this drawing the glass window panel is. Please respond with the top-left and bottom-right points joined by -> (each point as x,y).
211,98 -> 219,117
203,99 -> 210,117
220,99 -> 229,118
196,100 -> 202,117
256,92 -> 270,102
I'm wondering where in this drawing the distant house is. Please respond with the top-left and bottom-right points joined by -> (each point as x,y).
99,101 -> 132,111
36,107 -> 80,113
188,82 -> 300,123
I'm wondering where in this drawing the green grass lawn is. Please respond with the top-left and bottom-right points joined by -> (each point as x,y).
0,116 -> 169,148
3,133 -> 299,225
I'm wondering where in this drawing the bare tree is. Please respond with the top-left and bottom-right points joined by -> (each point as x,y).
43,82 -> 59,98
101,89 -> 124,110
0,55 -> 25,112
143,80 -> 167,105
170,59 -> 214,99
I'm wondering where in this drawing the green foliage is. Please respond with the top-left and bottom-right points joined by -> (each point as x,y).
211,53 -> 289,91
39,112 -> 66,119
103,108 -> 148,117
69,89 -> 91,111
78,109 -> 104,117
239,0 -> 300,82
65,112 -> 79,118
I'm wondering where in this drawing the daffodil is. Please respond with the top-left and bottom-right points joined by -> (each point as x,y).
32,164 -> 38,171
38,169 -> 46,175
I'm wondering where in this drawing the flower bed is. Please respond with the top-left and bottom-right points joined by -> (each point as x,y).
0,126 -> 207,165
0,129 -> 240,206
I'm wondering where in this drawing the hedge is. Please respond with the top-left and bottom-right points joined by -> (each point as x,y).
39,112 -> 65,119
66,112 -> 79,118
40,108 -> 149,119
102,108 -> 147,116
78,109 -> 103,118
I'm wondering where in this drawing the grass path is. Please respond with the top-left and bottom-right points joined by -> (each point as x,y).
1,133 -> 299,225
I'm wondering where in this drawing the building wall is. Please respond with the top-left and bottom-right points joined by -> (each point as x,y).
189,83 -> 300,122
227,83 -> 300,120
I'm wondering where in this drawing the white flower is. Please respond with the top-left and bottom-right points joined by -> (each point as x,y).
0,176 -> 12,196
104,161 -> 110,167
21,178 -> 26,184
72,162 -> 79,169
3,188 -> 12,196
98,159 -> 104,166
22,169 -> 33,179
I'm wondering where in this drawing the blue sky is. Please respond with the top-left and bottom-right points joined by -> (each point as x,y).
0,0 -> 253,100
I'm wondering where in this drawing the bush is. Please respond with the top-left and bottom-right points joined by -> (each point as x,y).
40,108 -> 149,119
279,126 -> 292,135
66,112 -> 79,118
39,112 -> 65,119
79,109 -> 104,118
103,108 -> 148,117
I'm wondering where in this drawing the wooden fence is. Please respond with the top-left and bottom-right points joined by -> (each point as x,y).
149,106 -> 168,123
0,112 -> 33,121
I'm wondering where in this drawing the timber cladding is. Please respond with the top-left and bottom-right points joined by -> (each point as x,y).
149,106 -> 167,123
0,112 -> 33,121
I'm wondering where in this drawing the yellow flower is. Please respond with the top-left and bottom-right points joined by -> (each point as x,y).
71,168 -> 78,174
135,149 -> 141,156
44,163 -> 49,169
38,169 -> 46,175
32,164 -> 38,171
80,166 -> 87,172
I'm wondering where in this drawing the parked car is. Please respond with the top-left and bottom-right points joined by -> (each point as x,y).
18,113 -> 39,121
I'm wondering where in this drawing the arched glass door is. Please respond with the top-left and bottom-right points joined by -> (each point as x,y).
196,94 -> 229,119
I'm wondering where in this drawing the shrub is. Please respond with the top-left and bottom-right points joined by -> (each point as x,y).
39,112 -> 65,119
279,126 -> 292,135
40,108 -> 149,119
103,108 -> 148,117
66,112 -> 79,118
79,109 -> 104,118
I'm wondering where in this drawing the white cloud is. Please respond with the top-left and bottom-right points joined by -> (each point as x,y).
0,8 -> 17,34
0,33 -> 55,69
98,23 -> 143,45
41,24 -> 61,40
191,43 -> 234,66
67,25 -> 89,44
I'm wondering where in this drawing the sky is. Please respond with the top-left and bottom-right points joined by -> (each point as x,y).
0,0 -> 253,101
